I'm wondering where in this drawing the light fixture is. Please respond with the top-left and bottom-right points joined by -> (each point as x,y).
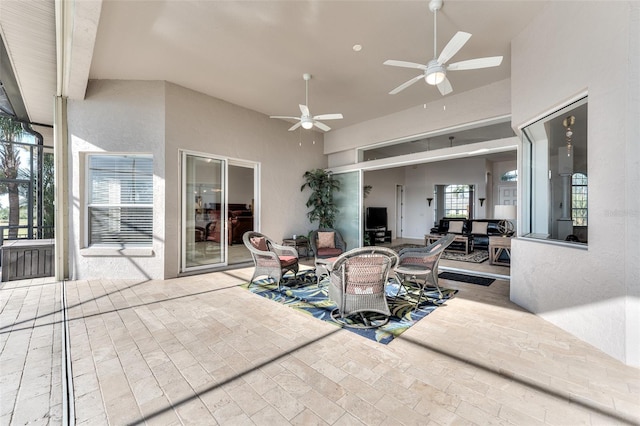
494,204 -> 516,236
352,44 -> 363,52
563,115 -> 575,157
427,197 -> 434,206
425,60 -> 446,85
301,117 -> 314,130
479,197 -> 485,207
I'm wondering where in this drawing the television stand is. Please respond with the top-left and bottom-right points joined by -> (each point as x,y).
365,229 -> 392,246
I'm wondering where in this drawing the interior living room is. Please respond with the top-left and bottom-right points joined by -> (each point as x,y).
0,1 -> 638,424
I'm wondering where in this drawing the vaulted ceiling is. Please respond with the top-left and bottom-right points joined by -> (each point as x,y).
1,0 -> 548,131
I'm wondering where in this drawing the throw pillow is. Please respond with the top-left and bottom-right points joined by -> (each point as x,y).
471,221 -> 489,235
448,221 -> 464,234
250,236 -> 268,251
317,232 -> 336,249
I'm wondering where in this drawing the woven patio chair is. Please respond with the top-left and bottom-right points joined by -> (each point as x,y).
243,231 -> 299,289
327,247 -> 399,329
394,233 -> 456,309
310,228 -> 347,285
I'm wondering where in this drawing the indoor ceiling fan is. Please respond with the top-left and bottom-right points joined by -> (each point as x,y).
384,0 -> 503,96
270,73 -> 343,132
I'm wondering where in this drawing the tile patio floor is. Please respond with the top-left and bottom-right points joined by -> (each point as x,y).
1,264 -> 639,425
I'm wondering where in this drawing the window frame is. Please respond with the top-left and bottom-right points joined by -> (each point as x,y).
84,153 -> 154,248
520,95 -> 588,246
443,184 -> 472,219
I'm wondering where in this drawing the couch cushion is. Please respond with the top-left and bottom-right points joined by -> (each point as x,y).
471,221 -> 489,235
317,231 -> 336,248
448,221 -> 464,234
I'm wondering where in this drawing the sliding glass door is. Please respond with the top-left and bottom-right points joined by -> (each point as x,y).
333,171 -> 362,250
182,153 -> 226,271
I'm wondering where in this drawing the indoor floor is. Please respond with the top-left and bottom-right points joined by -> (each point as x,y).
1,253 -> 638,425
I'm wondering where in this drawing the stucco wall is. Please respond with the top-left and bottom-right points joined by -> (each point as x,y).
163,82 -> 326,277
510,1 -> 639,366
67,80 -> 167,280
67,80 -> 326,280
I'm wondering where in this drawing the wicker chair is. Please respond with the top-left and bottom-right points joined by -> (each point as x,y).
243,231 -> 299,289
327,247 -> 399,328
310,228 -> 347,285
394,233 -> 456,309
310,228 -> 347,259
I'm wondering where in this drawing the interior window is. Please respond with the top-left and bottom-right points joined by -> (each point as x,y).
444,184 -> 472,219
86,154 -> 153,247
521,97 -> 588,244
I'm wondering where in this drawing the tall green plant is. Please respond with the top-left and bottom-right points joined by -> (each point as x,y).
300,169 -> 340,228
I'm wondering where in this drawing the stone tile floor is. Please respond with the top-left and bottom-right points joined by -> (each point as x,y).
1,265 -> 639,425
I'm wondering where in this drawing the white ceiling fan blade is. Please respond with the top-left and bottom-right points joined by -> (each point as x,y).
437,31 -> 472,64
270,115 -> 299,120
299,104 -> 310,117
288,122 -> 302,131
313,121 -> 331,132
389,75 -> 424,95
383,60 -> 427,71
314,113 -> 343,120
447,56 -> 503,71
437,77 -> 453,96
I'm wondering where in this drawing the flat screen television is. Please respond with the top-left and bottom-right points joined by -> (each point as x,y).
366,207 -> 387,230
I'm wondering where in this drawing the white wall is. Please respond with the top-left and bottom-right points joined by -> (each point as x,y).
67,80 -> 326,280
67,80 -> 167,280
163,82 -> 326,277
325,78 -> 511,165
510,1 -> 640,367
363,168 -> 405,238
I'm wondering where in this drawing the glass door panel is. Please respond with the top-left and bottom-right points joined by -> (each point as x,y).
183,153 -> 226,270
333,171 -> 361,250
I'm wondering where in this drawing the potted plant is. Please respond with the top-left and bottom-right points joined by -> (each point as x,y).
300,169 -> 340,228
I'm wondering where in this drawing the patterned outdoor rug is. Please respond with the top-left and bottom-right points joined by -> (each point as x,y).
390,244 -> 489,263
241,270 -> 457,345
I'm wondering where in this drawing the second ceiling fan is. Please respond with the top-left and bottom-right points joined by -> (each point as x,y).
384,0 -> 503,96
270,73 -> 343,132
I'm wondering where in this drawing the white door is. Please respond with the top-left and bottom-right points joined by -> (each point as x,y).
498,184 -> 517,206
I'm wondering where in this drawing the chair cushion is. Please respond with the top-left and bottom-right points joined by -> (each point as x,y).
471,221 -> 488,235
250,236 -> 268,251
317,247 -> 342,257
317,231 -> 336,248
279,255 -> 298,267
448,221 -> 464,233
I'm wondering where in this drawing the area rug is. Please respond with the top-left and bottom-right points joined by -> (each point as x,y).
438,272 -> 495,286
241,270 -> 457,345
390,244 -> 489,263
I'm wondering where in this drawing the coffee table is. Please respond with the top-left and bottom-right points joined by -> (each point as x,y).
424,234 -> 473,254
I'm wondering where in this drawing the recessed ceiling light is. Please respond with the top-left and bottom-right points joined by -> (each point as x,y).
352,44 -> 363,52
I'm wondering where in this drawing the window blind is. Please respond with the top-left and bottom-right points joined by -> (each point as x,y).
87,155 -> 153,246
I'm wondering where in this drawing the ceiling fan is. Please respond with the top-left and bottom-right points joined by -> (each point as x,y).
270,73 -> 343,132
384,0 -> 503,96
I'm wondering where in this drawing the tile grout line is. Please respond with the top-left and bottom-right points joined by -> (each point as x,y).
61,279 -> 76,426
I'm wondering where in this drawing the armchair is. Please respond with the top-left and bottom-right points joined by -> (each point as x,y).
394,234 -> 455,309
327,247 -> 399,329
310,228 -> 347,259
243,231 -> 299,289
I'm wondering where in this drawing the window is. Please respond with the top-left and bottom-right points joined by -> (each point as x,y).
572,172 -> 588,226
500,170 -> 518,182
444,184 -> 472,218
87,154 -> 153,247
521,97 -> 587,244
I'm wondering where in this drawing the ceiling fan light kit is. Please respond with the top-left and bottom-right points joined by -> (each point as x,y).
384,0 -> 503,96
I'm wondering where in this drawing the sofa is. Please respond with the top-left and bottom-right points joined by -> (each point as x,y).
430,218 -> 505,250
